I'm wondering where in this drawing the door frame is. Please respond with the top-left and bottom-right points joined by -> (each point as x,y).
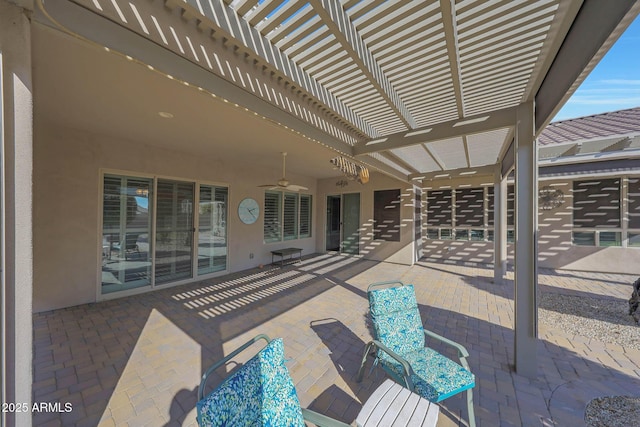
324,192 -> 361,255
97,169 -> 231,301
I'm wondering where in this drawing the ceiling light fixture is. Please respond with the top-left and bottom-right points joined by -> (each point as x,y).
158,111 -> 174,119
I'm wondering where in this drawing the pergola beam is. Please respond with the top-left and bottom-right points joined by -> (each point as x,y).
180,0 -> 377,137
440,0 -> 465,117
409,164 -> 496,182
354,106 -> 517,156
308,0 -> 417,130
359,155 -> 409,182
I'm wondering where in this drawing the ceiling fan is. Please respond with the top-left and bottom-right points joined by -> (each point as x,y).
258,152 -> 308,191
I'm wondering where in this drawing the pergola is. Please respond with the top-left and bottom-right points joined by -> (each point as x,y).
2,1 -> 639,424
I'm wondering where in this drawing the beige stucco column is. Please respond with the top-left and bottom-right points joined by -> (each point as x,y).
514,101 -> 538,378
1,1 -> 34,426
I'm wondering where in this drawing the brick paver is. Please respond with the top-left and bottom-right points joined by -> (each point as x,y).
32,254 -> 640,426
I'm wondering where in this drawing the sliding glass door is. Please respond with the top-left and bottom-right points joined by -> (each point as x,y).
342,193 -> 361,255
155,180 -> 195,284
198,185 -> 228,275
325,193 -> 360,254
101,175 -> 153,294
101,174 -> 228,295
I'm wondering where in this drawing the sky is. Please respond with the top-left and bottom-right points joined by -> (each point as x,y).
553,16 -> 640,121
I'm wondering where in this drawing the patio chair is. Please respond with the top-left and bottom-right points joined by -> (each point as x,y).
356,281 -> 476,427
111,233 -> 139,260
196,334 -> 350,427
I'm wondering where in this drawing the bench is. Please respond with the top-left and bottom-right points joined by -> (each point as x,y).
271,247 -> 302,266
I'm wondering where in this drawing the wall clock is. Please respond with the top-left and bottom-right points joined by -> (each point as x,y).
238,198 -> 260,224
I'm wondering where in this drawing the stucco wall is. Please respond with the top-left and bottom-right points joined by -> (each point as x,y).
316,173 -> 416,265
1,2 -> 35,423
419,177 -> 640,275
33,124 -> 318,312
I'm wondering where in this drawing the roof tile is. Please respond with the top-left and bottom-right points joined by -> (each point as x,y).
539,107 -> 640,145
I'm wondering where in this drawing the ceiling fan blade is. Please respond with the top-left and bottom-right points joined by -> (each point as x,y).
258,153 -> 305,191
284,184 -> 308,191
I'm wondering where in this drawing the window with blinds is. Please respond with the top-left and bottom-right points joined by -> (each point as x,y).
426,190 -> 452,226
487,186 -> 494,226
264,191 -> 282,243
486,185 -> 514,242
455,188 -> 484,227
283,193 -> 299,240
507,185 -> 515,227
572,179 -> 620,228
264,192 -> 312,242
628,177 -> 640,229
299,194 -> 312,238
374,189 -> 401,241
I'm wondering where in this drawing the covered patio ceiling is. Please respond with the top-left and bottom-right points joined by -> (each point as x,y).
36,0 -> 640,182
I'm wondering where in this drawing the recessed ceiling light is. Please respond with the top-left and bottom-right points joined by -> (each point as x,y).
158,112 -> 173,119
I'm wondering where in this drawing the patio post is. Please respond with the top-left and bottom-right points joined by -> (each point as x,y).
1,1 -> 34,426
514,101 -> 538,378
493,167 -> 507,284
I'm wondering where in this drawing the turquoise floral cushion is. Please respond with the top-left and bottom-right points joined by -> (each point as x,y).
369,285 -> 425,358
381,347 -> 475,402
369,284 -> 475,403
196,338 -> 305,427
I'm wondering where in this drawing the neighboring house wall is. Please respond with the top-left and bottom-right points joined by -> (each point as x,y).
420,176 -> 503,266
537,178 -> 640,273
420,176 -> 640,275
316,173 -> 417,265
33,123 -> 318,312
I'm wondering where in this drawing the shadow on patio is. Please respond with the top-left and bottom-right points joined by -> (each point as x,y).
32,255 -> 640,426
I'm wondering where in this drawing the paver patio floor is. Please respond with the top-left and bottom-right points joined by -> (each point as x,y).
32,253 -> 640,426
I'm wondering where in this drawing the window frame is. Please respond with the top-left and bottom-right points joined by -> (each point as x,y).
425,185 -> 515,243
263,191 -> 313,243
570,176 -> 640,248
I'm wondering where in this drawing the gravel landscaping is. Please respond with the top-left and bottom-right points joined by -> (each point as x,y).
585,396 -> 640,427
539,290 -> 639,426
539,292 -> 639,350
